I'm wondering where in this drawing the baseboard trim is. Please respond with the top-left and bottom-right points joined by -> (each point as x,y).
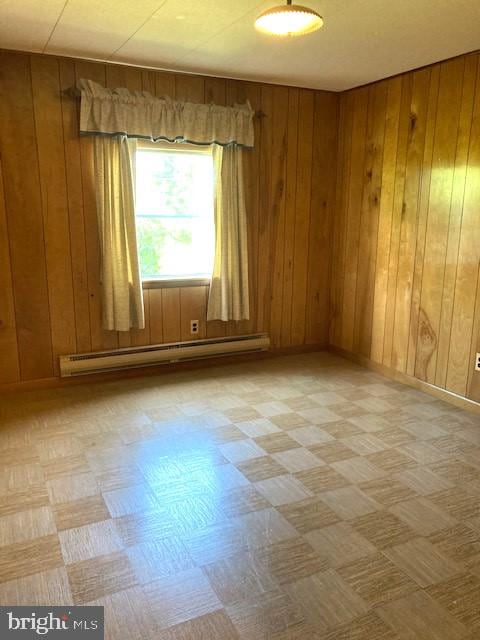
329,345 -> 480,416
0,343 -> 326,394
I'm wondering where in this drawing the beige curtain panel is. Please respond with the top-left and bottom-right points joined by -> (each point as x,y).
80,78 -> 253,327
207,145 -> 250,322
78,79 -> 254,148
93,136 -> 145,332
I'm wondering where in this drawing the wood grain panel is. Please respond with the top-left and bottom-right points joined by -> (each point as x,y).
306,91 -> 338,345
31,55 -> 76,373
406,66 -> 440,377
204,77 -> 226,105
369,76 -> 402,363
291,89 -> 313,346
330,91 -> 355,348
104,64 -> 127,90
268,86 -> 289,348
391,68 -> 430,372
0,158 -> 19,384
353,81 -> 387,357
175,74 -> 204,103
331,51 -> 480,405
436,56 -> 477,390
415,58 -> 464,383
464,58 -> 480,403
280,88 -> 299,347
340,87 -> 369,351
162,288 -> 181,344
382,74 -> 413,368
0,51 -> 53,380
59,60 -> 92,354
148,290 -> 164,345
154,70 -> 176,99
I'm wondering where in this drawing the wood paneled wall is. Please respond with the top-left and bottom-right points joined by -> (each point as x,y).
330,52 -> 480,403
0,50 -> 338,385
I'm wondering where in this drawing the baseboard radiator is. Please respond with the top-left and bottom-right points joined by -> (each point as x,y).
59,333 -> 270,377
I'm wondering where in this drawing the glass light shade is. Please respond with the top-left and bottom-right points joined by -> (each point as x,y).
255,4 -> 323,37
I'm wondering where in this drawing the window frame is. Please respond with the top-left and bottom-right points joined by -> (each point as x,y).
135,140 -> 214,289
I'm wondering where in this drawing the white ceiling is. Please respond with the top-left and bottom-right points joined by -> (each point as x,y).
0,0 -> 479,91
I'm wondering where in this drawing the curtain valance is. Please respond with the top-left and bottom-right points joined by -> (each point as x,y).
78,79 -> 254,148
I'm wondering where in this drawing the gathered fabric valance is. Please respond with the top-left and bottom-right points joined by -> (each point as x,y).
78,79 -> 254,148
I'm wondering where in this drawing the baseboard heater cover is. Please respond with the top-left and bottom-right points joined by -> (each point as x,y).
59,333 -> 270,377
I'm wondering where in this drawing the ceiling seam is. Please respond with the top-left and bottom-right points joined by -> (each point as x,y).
170,1 -> 268,66
42,0 -> 70,53
106,0 -> 169,61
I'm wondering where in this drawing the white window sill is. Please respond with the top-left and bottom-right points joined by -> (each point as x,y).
142,277 -> 211,289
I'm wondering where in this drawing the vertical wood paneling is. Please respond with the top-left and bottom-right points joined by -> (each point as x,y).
391,69 -> 430,372
0,52 -> 53,380
369,77 -> 402,363
435,56 -> 476,390
447,55 -> 480,396
31,55 -> 76,373
415,59 -> 464,382
468,262 -> 480,403
148,290 -> 164,345
0,51 -> 337,386
0,158 -> 20,384
330,91 -> 355,348
382,74 -> 413,368
291,89 -> 313,346
405,66 -> 440,377
464,58 -> 480,403
59,59 -> 92,354
140,70 -> 155,94
204,77 -> 226,104
268,86 -> 289,348
154,70 -> 176,98
104,64 -> 127,89
3,47 -> 479,404
161,289 -> 181,344
130,289 -> 151,347
353,81 -> 387,357
332,51 -> 480,405
280,88 -> 299,347
306,91 -> 337,345
175,74 -> 204,103
340,87 -> 369,351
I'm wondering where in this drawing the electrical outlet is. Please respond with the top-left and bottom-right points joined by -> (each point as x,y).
476,353 -> 480,372
190,320 -> 199,335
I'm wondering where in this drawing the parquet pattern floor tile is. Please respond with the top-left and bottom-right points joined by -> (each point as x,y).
0,352 -> 479,638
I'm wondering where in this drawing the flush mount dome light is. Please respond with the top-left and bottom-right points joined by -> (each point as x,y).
255,0 -> 323,37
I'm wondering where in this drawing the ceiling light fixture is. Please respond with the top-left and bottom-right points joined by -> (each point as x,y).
255,0 -> 323,37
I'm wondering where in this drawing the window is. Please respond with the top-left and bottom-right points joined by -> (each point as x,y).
135,142 -> 215,282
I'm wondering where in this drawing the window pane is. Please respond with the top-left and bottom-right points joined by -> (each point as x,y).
135,146 -> 214,279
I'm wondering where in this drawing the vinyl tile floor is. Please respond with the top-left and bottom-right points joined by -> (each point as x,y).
1,352 -> 479,639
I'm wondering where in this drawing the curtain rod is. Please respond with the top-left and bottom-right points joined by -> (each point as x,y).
60,86 -> 266,118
